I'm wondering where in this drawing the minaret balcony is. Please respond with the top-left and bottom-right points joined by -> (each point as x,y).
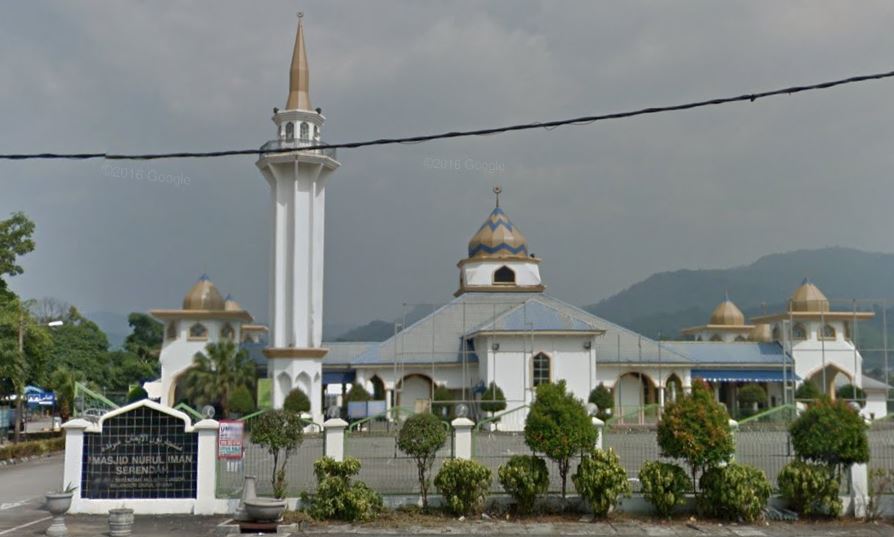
260,137 -> 337,160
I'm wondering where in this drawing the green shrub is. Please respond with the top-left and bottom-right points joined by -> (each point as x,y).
283,388 -> 311,414
657,379 -> 733,484
480,382 -> 507,414
127,385 -> 148,403
777,460 -> 841,517
228,385 -> 255,417
638,460 -> 690,518
431,385 -> 454,421
698,463 -> 771,522
345,383 -> 372,403
736,383 -> 767,417
498,455 -> 549,514
397,412 -> 447,508
795,380 -> 822,402
572,448 -> 631,517
525,381 -> 597,498
434,459 -> 492,516
789,397 -> 869,470
588,383 -> 614,420
303,457 -> 383,522
0,436 -> 65,462
836,384 -> 866,407
252,410 -> 304,498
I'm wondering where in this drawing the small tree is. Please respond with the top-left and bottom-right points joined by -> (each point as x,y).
736,383 -> 767,417
789,397 -> 869,475
836,384 -> 866,407
345,383 -> 371,403
283,387 -> 310,414
252,410 -> 305,498
397,412 -> 447,508
524,381 -> 597,498
657,379 -> 733,486
795,380 -> 822,402
588,383 -> 614,420
228,385 -> 255,417
480,382 -> 507,414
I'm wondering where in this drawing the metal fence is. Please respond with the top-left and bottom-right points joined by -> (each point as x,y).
869,420 -> 894,475
216,434 -> 324,498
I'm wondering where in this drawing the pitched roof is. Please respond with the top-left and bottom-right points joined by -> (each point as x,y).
662,341 -> 791,366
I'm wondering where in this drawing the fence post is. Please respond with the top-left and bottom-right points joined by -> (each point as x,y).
850,463 -> 869,518
194,418 -> 220,515
451,417 -> 474,460
61,419 -> 92,513
324,418 -> 348,461
592,417 -> 604,450
728,418 -> 739,461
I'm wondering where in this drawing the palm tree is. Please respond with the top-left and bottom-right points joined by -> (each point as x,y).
180,340 -> 256,418
48,367 -> 83,421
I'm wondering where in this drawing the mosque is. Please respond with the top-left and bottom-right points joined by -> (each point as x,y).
143,17 -> 887,427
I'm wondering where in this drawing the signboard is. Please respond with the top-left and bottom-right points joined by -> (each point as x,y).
257,379 -> 273,410
81,405 -> 197,499
217,420 -> 244,460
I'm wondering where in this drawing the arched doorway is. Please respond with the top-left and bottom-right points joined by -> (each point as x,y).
806,364 -> 852,398
397,374 -> 433,414
614,372 -> 657,423
665,374 -> 683,404
369,375 -> 386,401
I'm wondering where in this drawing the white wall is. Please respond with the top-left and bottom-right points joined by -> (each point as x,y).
158,319 -> 242,406
461,259 -> 541,288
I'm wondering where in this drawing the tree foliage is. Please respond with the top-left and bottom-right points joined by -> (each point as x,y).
588,383 -> 614,420
0,212 -> 35,281
304,457 -> 383,522
795,380 -> 822,402
777,460 -> 841,517
789,397 -> 869,469
524,380 -> 597,498
697,463 -> 771,522
345,383 -> 371,403
127,385 -> 148,402
123,313 -> 163,361
48,367 -> 84,421
283,387 -> 311,414
480,382 -> 507,414
572,448 -> 632,517
44,306 -> 110,387
639,460 -> 690,518
180,340 -> 256,418
498,455 -> 549,514
434,459 -> 492,516
228,385 -> 255,416
657,379 -> 733,484
252,410 -> 305,498
396,412 -> 447,508
836,384 -> 866,407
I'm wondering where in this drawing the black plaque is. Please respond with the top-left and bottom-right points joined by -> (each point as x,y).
81,406 -> 198,499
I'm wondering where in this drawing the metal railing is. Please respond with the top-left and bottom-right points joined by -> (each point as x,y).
259,138 -> 337,160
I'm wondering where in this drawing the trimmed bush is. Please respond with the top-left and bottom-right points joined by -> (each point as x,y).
777,460 -> 841,517
228,385 -> 255,417
283,388 -> 311,414
588,383 -> 614,421
525,381 -> 597,498
345,383 -> 372,403
431,385 -> 454,421
498,455 -> 549,514
795,380 -> 822,402
789,397 -> 869,470
836,384 -> 866,407
434,459 -> 492,516
397,412 -> 447,508
698,463 -> 771,522
480,382 -> 507,414
639,460 -> 690,518
572,448 -> 631,517
126,385 -> 148,403
657,379 -> 733,484
736,383 -> 767,417
303,457 -> 383,522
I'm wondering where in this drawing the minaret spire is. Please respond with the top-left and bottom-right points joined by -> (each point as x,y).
493,185 -> 502,208
286,12 -> 312,110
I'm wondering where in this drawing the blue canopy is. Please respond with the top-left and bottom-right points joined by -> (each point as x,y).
691,369 -> 799,383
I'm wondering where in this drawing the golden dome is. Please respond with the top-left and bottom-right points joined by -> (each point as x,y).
182,275 -> 225,311
467,206 -> 529,260
789,279 -> 829,312
709,297 -> 746,326
749,323 -> 772,342
224,295 -> 243,312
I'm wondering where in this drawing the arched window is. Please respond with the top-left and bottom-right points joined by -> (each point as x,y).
285,122 -> 294,141
532,353 -> 550,387
792,323 -> 807,340
710,334 -> 722,342
166,321 -> 177,340
821,324 -> 836,340
734,335 -> 747,342
221,323 -> 235,341
313,125 -> 319,140
299,122 -> 309,141
493,265 -> 515,285
189,323 -> 208,340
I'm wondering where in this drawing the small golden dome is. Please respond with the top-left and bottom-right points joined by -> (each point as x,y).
468,206 -> 529,260
224,295 -> 243,312
182,275 -> 225,311
789,279 -> 829,312
749,323 -> 772,342
709,296 -> 746,326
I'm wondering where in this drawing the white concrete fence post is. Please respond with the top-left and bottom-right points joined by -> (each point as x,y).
850,463 -> 869,518
61,419 -> 92,513
193,419 -> 220,515
451,417 -> 474,460
728,418 -> 739,461
592,417 -> 605,450
324,418 -> 348,461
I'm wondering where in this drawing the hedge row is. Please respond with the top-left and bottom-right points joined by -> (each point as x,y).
0,436 -> 66,462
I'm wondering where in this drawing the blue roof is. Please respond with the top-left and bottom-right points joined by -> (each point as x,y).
692,369 -> 799,382
662,341 -> 791,365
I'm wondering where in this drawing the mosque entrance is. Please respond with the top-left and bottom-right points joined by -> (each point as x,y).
397,374 -> 433,414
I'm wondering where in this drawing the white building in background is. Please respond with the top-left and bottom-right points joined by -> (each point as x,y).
148,16 -> 888,426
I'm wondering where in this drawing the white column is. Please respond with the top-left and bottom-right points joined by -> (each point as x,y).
324,418 -> 348,461
850,463 -> 869,518
451,417 -> 474,460
728,418 -> 738,461
592,417 -> 605,450
62,419 -> 92,513
193,419 -> 219,515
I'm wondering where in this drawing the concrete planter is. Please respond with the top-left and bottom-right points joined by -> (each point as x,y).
108,507 -> 134,537
44,492 -> 72,537
243,498 -> 286,523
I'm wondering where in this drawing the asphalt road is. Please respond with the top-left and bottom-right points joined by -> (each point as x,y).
0,453 -> 64,535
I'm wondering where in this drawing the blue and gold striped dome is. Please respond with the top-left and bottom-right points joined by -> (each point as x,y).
468,207 -> 529,259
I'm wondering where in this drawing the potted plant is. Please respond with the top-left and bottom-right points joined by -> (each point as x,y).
45,483 -> 76,537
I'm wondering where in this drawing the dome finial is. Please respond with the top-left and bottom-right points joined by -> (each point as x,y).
493,185 -> 502,209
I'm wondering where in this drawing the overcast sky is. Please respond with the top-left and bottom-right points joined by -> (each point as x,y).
2,1 -> 894,332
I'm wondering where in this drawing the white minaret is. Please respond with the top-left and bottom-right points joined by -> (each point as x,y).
257,14 -> 339,421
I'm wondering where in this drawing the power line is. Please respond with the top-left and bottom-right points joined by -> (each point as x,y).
3,68 -> 894,162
